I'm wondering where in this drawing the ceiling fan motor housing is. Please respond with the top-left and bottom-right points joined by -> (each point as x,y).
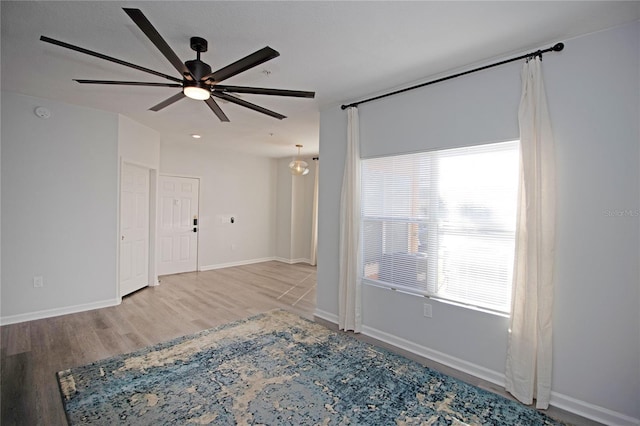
185,59 -> 212,81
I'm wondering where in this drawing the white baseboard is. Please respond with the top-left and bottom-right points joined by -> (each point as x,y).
361,324 -> 506,387
199,257 -> 277,271
312,313 -> 503,386
549,391 -> 640,426
314,317 -> 639,426
314,309 -> 339,324
199,257 -> 314,271
273,257 -> 313,265
0,298 -> 121,326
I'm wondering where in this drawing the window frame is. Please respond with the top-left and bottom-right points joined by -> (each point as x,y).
359,140 -> 520,316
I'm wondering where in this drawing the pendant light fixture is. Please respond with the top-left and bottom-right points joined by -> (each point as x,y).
289,144 -> 310,176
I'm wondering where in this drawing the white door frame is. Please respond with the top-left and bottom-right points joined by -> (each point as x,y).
158,173 -> 201,274
117,158 -> 159,300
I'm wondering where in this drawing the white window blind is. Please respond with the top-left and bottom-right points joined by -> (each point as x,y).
361,140 -> 519,314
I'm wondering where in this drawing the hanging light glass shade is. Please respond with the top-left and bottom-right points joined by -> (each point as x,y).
289,144 -> 310,176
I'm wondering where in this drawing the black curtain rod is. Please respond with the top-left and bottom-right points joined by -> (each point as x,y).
341,42 -> 564,110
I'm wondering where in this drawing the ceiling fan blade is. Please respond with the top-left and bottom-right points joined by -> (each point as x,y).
212,92 -> 285,120
123,8 -> 193,80
214,85 -> 315,98
204,98 -> 230,122
40,36 -> 182,83
75,79 -> 182,87
149,92 -> 186,111
205,47 -> 280,83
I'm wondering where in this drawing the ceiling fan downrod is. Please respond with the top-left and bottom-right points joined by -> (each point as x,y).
185,37 -> 211,81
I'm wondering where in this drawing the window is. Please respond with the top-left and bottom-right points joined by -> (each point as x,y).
361,140 -> 519,314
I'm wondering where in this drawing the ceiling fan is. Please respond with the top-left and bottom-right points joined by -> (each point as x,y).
40,8 -> 315,122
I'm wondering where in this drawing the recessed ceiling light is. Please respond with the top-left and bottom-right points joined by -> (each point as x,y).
191,134 -> 202,139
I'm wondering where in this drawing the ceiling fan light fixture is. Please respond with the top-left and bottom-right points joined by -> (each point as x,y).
289,144 -> 310,176
183,82 -> 210,100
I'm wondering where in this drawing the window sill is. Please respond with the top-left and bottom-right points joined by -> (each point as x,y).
361,278 -> 510,319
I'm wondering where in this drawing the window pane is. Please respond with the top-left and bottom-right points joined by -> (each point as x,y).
361,140 -> 519,313
439,232 -> 514,312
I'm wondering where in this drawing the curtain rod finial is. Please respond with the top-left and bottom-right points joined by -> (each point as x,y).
553,42 -> 564,52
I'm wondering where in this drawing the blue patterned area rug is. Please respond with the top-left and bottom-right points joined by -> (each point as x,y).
58,310 -> 563,425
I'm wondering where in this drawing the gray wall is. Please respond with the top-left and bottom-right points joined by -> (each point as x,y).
1,92 -> 119,319
291,158 -> 316,262
317,22 -> 639,422
160,140 -> 278,269
276,157 -> 316,263
275,158 -> 293,260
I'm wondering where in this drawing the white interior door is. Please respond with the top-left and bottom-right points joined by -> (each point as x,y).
158,175 -> 199,276
120,163 -> 150,297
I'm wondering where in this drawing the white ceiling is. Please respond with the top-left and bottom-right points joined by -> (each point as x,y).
2,1 -> 638,158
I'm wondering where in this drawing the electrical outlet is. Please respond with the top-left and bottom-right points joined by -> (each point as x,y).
33,276 -> 44,288
423,303 -> 432,318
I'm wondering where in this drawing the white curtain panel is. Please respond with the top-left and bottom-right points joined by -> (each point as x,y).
505,57 -> 556,409
310,159 -> 319,266
338,107 -> 362,332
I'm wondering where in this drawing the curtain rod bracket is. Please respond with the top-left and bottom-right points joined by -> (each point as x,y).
340,41 -> 564,110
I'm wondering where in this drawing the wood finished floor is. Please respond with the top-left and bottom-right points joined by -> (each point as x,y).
1,261 -> 317,425
1,261 -> 599,425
